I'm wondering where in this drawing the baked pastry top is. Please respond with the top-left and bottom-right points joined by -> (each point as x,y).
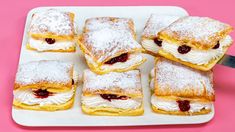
29,9 -> 75,40
84,17 -> 134,34
154,58 -> 214,101
142,14 -> 181,39
80,28 -> 142,64
158,16 -> 233,50
83,69 -> 142,98
15,60 -> 73,90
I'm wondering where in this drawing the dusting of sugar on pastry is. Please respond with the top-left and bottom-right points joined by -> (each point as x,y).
85,17 -> 132,31
161,16 -> 232,47
82,28 -> 141,63
83,69 -> 141,94
142,14 -> 181,38
155,58 -> 214,96
29,9 -> 74,35
15,60 -> 73,85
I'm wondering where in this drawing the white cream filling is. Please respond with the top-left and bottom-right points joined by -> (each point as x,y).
14,88 -> 74,106
142,39 -> 159,54
82,95 -> 142,109
151,95 -> 212,113
85,53 -> 144,70
28,37 -> 75,51
162,35 -> 232,65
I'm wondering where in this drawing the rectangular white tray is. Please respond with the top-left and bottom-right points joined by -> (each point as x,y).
12,6 -> 214,127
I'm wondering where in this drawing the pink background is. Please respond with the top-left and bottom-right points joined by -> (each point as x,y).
0,0 -> 235,131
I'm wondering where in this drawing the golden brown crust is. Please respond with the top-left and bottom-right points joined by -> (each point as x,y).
78,17 -> 143,65
151,105 -> 211,115
83,17 -> 136,37
14,60 -> 74,91
154,58 -> 215,101
81,104 -> 144,116
158,16 -> 233,50
13,96 -> 75,111
29,12 -> 75,40
82,69 -> 143,98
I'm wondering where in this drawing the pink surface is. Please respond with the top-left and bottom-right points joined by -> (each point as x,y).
0,0 -> 235,131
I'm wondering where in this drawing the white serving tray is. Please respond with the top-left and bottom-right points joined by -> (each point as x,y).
12,6 -> 214,127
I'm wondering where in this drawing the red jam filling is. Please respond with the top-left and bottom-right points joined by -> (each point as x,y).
104,53 -> 128,65
153,38 -> 162,47
72,79 -> 74,85
33,89 -> 52,99
212,42 -> 220,49
178,45 -> 191,54
45,38 -> 56,44
177,100 -> 190,112
100,94 -> 128,102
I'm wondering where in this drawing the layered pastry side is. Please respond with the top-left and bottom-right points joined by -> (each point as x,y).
158,16 -> 233,71
27,9 -> 76,52
81,69 -> 144,116
78,17 -> 146,74
13,60 -> 79,111
141,14 -> 182,55
149,58 -> 214,115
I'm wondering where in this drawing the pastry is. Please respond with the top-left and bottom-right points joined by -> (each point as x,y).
157,16 -> 233,71
13,60 -> 78,111
27,9 -> 76,52
81,69 -> 144,116
150,57 -> 214,115
78,17 -> 146,74
141,14 -> 181,55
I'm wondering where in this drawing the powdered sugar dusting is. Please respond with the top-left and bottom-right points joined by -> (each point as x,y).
161,16 -> 231,46
155,58 -> 214,96
82,28 -> 141,63
83,69 -> 141,94
85,17 -> 132,31
16,60 -> 73,85
29,9 -> 74,35
142,14 -> 181,38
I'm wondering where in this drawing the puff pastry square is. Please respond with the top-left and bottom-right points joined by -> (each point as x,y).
13,60 -> 78,111
78,17 -> 146,74
149,58 -> 214,115
158,16 -> 233,71
141,14 -> 181,55
27,9 -> 76,52
81,69 -> 144,116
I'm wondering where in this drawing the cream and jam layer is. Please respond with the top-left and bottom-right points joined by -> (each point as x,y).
82,94 -> 142,109
85,53 -> 144,70
142,39 -> 160,54
14,87 -> 74,106
151,95 -> 212,113
161,35 -> 232,65
28,37 -> 75,51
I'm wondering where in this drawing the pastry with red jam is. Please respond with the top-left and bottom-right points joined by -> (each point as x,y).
149,57 -> 214,115
81,69 -> 144,116
141,14 -> 182,55
13,60 -> 79,111
78,17 -> 146,74
27,9 -> 76,52
157,16 -> 233,71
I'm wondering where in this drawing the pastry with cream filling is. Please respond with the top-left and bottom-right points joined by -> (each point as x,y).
81,69 -> 144,116
157,16 -> 233,71
13,60 -> 78,111
27,9 -> 76,52
141,14 -> 181,55
150,58 -> 214,115
78,17 -> 146,74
